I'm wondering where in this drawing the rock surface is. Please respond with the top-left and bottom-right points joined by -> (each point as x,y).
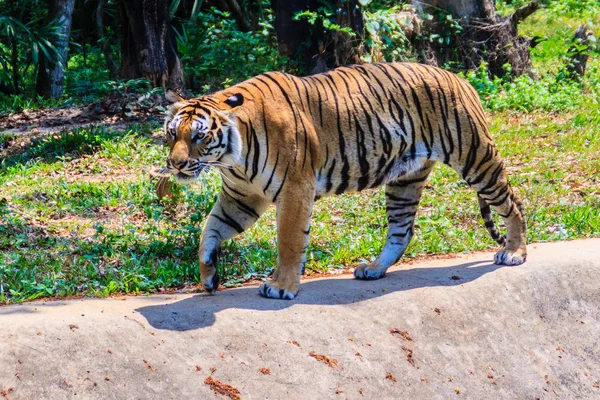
1,239 -> 599,399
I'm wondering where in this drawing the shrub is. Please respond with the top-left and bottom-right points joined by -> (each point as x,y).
175,7 -> 292,93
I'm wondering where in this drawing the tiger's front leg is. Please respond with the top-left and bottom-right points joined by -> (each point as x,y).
258,181 -> 315,300
199,190 -> 269,293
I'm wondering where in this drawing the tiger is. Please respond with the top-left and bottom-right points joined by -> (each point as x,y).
161,62 -> 527,300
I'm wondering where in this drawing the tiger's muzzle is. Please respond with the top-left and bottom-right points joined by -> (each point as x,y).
166,159 -> 208,184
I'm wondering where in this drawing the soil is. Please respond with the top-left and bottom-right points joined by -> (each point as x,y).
0,93 -> 167,137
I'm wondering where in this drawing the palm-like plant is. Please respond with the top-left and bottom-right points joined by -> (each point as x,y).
0,10 -> 62,94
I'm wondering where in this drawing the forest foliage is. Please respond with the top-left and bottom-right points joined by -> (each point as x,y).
0,0 -> 597,111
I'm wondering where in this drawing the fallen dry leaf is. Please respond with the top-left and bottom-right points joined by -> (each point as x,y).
390,328 -> 413,341
309,352 -> 338,368
204,376 -> 241,400
385,372 -> 397,383
1,388 -> 14,400
143,359 -> 156,372
402,346 -> 416,367
259,368 -> 270,375
155,176 -> 172,200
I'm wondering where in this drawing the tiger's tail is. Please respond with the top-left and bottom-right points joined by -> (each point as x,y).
478,195 -> 506,246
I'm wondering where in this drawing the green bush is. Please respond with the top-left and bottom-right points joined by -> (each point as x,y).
175,7 -> 292,93
361,4 -> 413,63
462,59 -> 600,112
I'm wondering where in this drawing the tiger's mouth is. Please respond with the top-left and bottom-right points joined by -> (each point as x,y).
169,163 -> 210,185
173,171 -> 198,185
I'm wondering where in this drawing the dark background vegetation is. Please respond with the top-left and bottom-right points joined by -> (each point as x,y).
0,0 -> 598,303
2,0 -> 596,105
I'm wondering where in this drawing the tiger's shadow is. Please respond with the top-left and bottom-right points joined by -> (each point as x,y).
136,258 -> 507,331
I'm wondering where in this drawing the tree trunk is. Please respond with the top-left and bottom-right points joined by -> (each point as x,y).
119,0 -> 184,90
35,0 -> 76,98
223,0 -> 253,32
413,0 -> 542,77
566,24 -> 593,80
272,0 -> 363,75
96,0 -> 119,78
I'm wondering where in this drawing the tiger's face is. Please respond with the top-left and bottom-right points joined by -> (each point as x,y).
164,91 -> 244,184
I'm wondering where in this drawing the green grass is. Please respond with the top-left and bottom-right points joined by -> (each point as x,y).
1,3 -> 599,303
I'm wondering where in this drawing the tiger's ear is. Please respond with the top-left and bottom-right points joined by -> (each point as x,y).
165,89 -> 186,117
165,89 -> 185,104
223,93 -> 244,109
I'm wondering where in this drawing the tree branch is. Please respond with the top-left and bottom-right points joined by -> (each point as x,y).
509,1 -> 543,27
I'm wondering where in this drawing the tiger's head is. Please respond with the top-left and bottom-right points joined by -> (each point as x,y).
163,90 -> 244,184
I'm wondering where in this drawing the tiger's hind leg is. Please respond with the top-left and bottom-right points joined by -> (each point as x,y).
354,162 -> 435,280
465,158 -> 527,266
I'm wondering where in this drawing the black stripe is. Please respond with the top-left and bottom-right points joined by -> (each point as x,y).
261,104 -> 270,173
477,163 -> 504,194
240,119 -> 251,176
488,190 -> 510,207
261,73 -> 299,138
356,66 -> 385,107
222,179 -> 246,197
289,75 -> 308,112
263,152 -> 280,193
251,77 -> 275,97
388,173 -> 429,187
355,114 -> 370,191
223,191 -> 259,219
339,69 -> 376,114
321,75 -> 350,195
205,228 -> 223,241
389,231 -> 410,238
212,210 -> 244,234
325,157 -> 337,193
249,121 -> 260,183
272,164 -> 290,202
228,167 -> 246,181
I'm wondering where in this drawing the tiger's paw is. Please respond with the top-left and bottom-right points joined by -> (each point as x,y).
354,263 -> 386,280
202,271 -> 220,294
258,279 -> 298,300
494,249 -> 526,266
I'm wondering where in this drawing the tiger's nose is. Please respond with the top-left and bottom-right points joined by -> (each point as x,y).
171,160 -> 186,170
